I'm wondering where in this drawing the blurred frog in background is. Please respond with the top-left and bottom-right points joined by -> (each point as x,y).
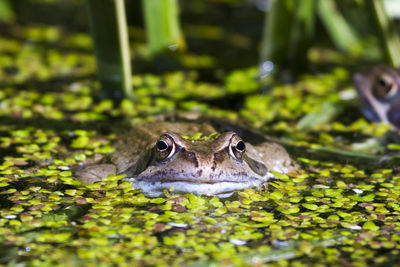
354,65 -> 400,129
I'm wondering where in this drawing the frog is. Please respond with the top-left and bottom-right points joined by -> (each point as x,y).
73,121 -> 298,197
353,65 -> 400,129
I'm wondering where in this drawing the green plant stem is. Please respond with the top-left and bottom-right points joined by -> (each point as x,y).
142,0 -> 186,55
317,0 -> 361,52
369,0 -> 400,67
0,0 -> 15,23
85,0 -> 133,100
260,0 -> 315,76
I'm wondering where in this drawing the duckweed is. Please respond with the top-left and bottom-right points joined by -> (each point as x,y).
181,132 -> 218,141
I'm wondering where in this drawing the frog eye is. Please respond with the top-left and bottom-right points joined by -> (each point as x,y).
229,135 -> 246,160
235,141 -> 246,152
374,73 -> 399,100
157,140 -> 168,151
156,135 -> 176,160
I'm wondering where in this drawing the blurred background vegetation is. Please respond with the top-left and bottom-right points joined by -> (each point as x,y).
1,0 -> 400,98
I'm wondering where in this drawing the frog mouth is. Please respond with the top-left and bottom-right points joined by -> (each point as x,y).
125,176 -> 269,198
133,175 -> 266,184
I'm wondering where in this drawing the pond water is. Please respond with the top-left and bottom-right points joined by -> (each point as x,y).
0,17 -> 400,267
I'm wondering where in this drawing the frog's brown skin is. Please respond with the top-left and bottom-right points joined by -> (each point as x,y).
354,65 -> 400,129
73,121 -> 298,197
